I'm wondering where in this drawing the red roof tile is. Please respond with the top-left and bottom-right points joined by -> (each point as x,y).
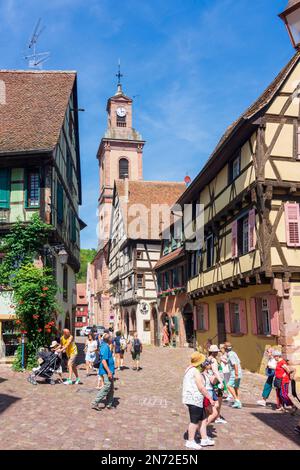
0,70 -> 76,154
115,180 -> 186,240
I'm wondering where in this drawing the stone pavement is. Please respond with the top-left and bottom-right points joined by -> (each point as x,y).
0,345 -> 299,450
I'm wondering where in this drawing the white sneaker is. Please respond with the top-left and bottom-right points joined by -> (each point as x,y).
225,396 -> 233,401
215,417 -> 227,424
257,400 -> 266,407
201,438 -> 215,447
185,440 -> 202,450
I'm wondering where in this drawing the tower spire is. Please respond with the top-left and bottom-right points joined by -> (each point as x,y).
115,59 -> 123,95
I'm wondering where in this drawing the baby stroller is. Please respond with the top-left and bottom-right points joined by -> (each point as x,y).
27,348 -> 61,385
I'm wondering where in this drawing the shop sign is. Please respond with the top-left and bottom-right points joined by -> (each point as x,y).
0,290 -> 15,316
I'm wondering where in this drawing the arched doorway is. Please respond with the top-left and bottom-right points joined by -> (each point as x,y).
182,303 -> 194,347
152,307 -> 160,346
130,309 -> 136,333
64,312 -> 70,330
124,311 -> 130,338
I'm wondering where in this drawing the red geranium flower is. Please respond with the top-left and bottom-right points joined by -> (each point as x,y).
42,287 -> 49,291
37,328 -> 42,333
15,319 -> 21,325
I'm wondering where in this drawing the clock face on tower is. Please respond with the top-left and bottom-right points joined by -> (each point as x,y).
116,107 -> 126,118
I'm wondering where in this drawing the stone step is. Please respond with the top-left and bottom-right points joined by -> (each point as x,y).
0,356 -> 15,365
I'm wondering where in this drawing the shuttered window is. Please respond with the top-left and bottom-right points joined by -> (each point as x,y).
196,304 -> 209,331
250,295 -> 279,336
119,158 -> 129,179
248,209 -> 256,251
285,202 -> 300,247
0,169 -> 10,208
57,182 -> 64,225
231,220 -> 238,258
70,210 -> 76,243
26,170 -> 40,207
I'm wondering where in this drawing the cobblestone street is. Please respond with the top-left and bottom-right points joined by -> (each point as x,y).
0,345 -> 299,450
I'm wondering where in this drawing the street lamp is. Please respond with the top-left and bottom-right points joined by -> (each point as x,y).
58,249 -> 68,266
279,0 -> 300,49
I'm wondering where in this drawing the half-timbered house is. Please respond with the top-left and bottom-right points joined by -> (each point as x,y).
0,70 -> 84,352
108,179 -> 185,344
178,52 -> 300,374
154,224 -> 191,348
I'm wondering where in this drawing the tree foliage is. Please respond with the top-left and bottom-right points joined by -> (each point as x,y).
0,215 -> 59,370
76,248 -> 97,283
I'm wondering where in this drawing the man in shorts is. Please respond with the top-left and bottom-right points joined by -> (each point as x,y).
130,332 -> 142,371
225,342 -> 242,408
60,329 -> 80,385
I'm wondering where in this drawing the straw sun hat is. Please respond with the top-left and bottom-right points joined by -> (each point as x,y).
190,352 -> 206,368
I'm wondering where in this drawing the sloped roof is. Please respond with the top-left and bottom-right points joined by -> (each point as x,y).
115,180 -> 186,240
0,70 -> 76,154
155,246 -> 185,270
178,51 -> 300,203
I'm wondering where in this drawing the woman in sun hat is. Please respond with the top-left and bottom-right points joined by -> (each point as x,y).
208,345 -> 227,424
182,352 -> 215,450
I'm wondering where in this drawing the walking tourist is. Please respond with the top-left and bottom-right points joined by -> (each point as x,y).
208,345 -> 227,424
219,344 -> 231,400
225,342 -> 242,409
91,333 -> 115,410
182,352 -> 215,450
60,329 -> 80,385
201,358 -> 219,426
257,348 -> 276,407
113,331 -> 123,371
273,350 -> 297,413
162,322 -> 170,347
119,334 -> 127,369
84,333 -> 98,377
130,332 -> 142,370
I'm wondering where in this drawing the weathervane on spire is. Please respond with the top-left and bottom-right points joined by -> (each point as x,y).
116,59 -> 123,86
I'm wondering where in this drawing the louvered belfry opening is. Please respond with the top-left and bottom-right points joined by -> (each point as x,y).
119,158 -> 129,179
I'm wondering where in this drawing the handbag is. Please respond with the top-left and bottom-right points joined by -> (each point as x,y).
273,377 -> 282,389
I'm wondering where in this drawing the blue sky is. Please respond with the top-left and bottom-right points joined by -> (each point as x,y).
0,0 -> 294,248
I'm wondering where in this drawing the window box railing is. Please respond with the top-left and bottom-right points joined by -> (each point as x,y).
158,286 -> 186,297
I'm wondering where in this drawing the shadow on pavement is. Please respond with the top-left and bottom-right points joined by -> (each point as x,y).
0,393 -> 21,414
251,412 -> 300,446
0,377 -> 7,384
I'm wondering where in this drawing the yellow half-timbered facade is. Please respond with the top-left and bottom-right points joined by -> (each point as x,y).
178,52 -> 300,374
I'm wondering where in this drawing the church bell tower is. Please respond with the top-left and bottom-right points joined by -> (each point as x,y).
97,65 -> 145,247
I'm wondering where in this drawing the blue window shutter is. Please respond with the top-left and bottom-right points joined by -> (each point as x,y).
0,169 -> 10,208
57,182 -> 64,224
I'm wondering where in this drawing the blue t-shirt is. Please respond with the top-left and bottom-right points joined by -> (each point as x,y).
114,336 -> 121,353
99,342 -> 115,376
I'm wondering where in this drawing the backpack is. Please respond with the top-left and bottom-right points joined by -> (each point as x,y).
120,338 -> 127,351
133,339 -> 141,353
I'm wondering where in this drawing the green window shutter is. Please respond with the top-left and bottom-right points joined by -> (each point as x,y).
57,182 -> 64,224
0,169 -> 10,209
70,210 -> 76,242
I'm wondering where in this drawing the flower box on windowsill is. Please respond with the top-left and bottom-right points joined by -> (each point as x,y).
158,287 -> 186,297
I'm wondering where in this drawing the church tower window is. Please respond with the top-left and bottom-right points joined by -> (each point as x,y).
119,158 -> 129,179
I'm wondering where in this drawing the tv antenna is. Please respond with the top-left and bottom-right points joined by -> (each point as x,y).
24,18 -> 50,69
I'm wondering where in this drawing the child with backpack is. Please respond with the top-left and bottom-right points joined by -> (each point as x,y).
130,332 -> 142,371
